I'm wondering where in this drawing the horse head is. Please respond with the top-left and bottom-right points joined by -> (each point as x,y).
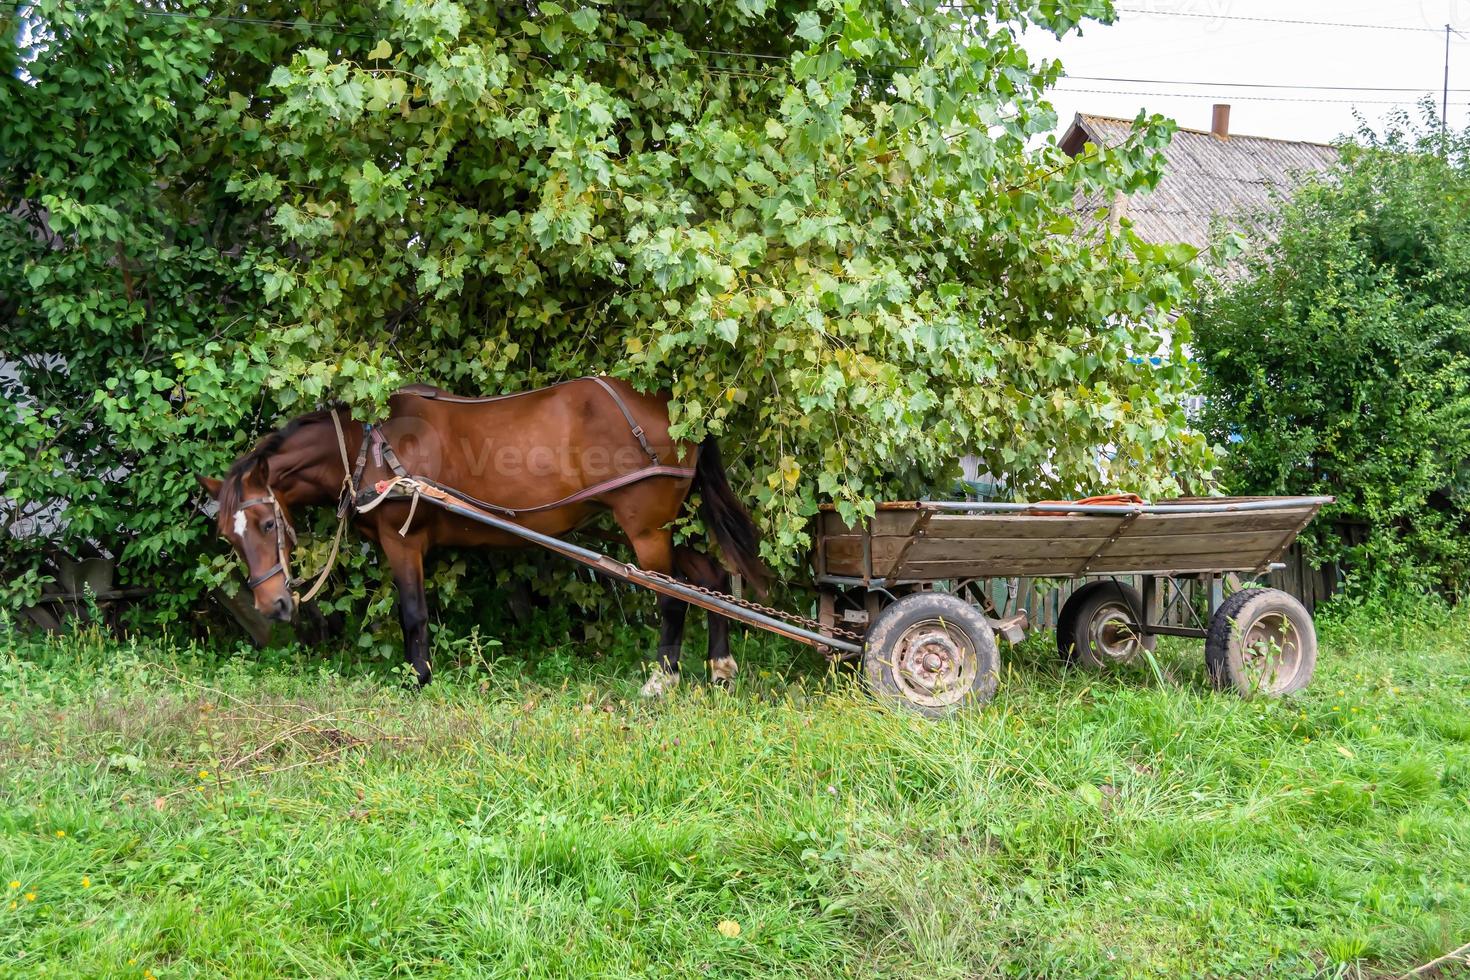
198,461 -> 300,622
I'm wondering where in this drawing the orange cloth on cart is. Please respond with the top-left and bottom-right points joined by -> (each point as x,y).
1028,493 -> 1145,515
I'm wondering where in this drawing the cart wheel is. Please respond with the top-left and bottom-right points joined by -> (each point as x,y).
863,592 -> 999,718
1205,587 -> 1317,698
1058,581 -> 1156,670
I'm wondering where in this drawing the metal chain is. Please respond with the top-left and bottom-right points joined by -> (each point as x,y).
642,569 -> 864,643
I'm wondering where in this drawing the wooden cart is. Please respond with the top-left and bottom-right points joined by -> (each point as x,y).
360,475 -> 1332,719
812,496 -> 1334,717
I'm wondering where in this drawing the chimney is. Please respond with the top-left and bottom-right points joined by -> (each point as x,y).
1211,103 -> 1231,139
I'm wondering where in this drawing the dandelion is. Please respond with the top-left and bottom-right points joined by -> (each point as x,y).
199,770 -> 209,780
7,881 -> 17,889
24,892 -> 36,902
81,877 -> 90,888
54,830 -> 65,838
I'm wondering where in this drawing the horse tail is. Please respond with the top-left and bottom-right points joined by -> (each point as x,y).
694,436 -> 771,598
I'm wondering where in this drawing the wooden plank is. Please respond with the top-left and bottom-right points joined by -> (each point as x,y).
1125,508 -> 1315,536
905,536 -> 1101,563
823,504 -> 1319,541
820,511 -> 922,538
1103,530 -> 1286,559
823,536 -> 893,576
825,535 -> 1102,568
922,514 -> 1121,540
922,508 -> 1317,541
893,554 -> 1273,580
894,558 -> 1092,579
1085,553 -> 1273,574
824,536 -> 891,565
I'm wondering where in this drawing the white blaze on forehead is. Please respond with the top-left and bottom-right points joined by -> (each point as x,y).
232,510 -> 247,540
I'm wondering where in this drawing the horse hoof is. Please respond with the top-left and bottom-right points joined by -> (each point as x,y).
640,667 -> 680,698
708,656 -> 738,690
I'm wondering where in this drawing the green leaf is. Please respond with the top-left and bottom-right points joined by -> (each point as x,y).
793,11 -> 824,44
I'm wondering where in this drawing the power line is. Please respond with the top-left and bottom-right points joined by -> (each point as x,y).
1112,7 -> 1446,34
1053,86 -> 1470,107
1067,75 -> 1470,94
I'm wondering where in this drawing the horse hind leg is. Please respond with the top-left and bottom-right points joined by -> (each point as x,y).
675,547 -> 737,690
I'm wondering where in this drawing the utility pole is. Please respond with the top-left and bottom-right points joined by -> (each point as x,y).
1445,23 -> 1453,146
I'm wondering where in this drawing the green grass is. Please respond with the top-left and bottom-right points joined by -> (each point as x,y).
4,597 -> 1470,978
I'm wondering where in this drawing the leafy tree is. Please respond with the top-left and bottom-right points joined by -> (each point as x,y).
1194,112 -> 1470,595
0,2 -> 279,622
2,0 -> 1214,638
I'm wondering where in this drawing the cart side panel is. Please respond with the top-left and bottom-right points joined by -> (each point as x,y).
818,500 -> 1326,581
1090,504 -> 1322,574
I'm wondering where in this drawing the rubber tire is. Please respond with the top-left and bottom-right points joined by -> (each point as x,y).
863,592 -> 1000,719
1057,581 -> 1157,669
1205,587 -> 1317,698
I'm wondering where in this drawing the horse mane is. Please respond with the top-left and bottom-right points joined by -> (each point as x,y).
217,407 -> 340,520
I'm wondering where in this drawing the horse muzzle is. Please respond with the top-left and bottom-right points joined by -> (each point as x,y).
264,594 -> 295,622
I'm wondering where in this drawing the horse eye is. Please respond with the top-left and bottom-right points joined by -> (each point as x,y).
262,519 -> 276,532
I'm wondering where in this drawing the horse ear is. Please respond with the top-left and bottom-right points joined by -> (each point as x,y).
197,475 -> 224,499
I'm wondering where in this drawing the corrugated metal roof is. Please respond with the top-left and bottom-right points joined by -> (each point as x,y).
1061,113 -> 1339,250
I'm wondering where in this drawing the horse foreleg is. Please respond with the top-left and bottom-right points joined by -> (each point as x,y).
646,593 -> 687,697
382,533 -> 433,687
676,547 -> 736,689
625,529 -> 681,697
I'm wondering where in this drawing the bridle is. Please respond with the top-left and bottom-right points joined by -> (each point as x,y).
236,490 -> 297,590
235,409 -> 359,605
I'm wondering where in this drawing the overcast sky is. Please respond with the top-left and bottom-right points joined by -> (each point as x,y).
1023,0 -> 1470,144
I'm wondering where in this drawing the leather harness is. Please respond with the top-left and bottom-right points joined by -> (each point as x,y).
349,376 -> 694,519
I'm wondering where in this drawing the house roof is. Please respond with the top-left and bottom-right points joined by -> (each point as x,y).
1059,113 -> 1339,250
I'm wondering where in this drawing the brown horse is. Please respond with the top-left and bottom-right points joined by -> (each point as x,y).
196,377 -> 768,693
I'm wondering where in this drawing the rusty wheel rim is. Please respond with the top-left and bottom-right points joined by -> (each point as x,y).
1239,611 -> 1303,695
890,617 -> 978,709
1088,601 -> 1143,663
